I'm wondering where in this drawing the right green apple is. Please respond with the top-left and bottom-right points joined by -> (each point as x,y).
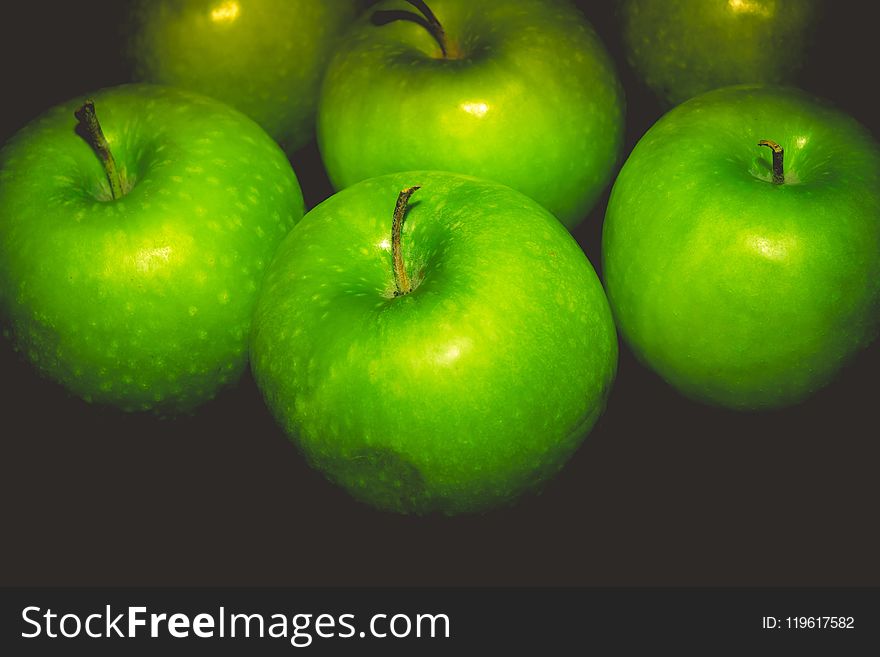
602,85 -> 880,410
620,0 -> 821,107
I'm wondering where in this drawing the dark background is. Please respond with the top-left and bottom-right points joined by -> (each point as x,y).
0,1 -> 877,587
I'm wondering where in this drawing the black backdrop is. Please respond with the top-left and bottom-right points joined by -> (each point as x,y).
0,1 -> 877,587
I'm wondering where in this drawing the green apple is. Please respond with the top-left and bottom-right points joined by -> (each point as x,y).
317,0 -> 625,229
602,85 -> 880,409
0,84 -> 304,413
620,0 -> 821,107
250,170 -> 617,514
126,0 -> 361,152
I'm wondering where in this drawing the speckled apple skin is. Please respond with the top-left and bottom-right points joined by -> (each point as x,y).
251,171 -> 618,514
127,0 -> 360,153
603,86 -> 880,409
318,0 -> 625,229
0,84 -> 303,413
620,0 -> 820,107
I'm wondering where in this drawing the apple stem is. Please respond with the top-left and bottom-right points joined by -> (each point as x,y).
392,186 -> 421,297
75,100 -> 124,200
371,0 -> 452,58
758,139 -> 784,185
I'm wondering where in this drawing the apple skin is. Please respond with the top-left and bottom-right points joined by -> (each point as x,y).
317,0 -> 625,229
0,84 -> 304,413
620,0 -> 821,107
126,0 -> 361,152
602,85 -> 880,409
250,171 -> 617,514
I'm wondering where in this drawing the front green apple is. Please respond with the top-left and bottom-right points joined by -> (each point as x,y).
620,0 -> 821,106
251,171 -> 617,514
603,85 -> 880,409
317,0 -> 625,229
0,84 -> 304,412
126,0 -> 361,152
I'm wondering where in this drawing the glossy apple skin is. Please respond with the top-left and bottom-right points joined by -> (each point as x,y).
620,0 -> 820,107
317,0 -> 625,229
602,85 -> 880,409
251,171 -> 617,514
0,84 -> 304,412
127,0 -> 360,152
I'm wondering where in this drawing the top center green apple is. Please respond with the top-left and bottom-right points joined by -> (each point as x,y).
317,0 -> 625,229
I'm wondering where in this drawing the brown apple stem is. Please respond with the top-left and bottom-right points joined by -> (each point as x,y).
392,186 -> 420,297
371,0 -> 451,58
758,139 -> 784,185
75,100 -> 123,199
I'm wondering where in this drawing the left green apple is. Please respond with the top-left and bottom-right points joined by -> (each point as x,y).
126,0 -> 361,153
0,84 -> 304,413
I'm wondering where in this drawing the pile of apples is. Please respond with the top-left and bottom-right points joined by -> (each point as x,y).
0,0 -> 877,515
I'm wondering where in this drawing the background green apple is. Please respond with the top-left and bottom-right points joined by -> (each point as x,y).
603,85 -> 880,409
317,0 -> 625,229
0,83 -> 304,412
126,0 -> 361,153
251,171 -> 617,514
619,0 -> 821,107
